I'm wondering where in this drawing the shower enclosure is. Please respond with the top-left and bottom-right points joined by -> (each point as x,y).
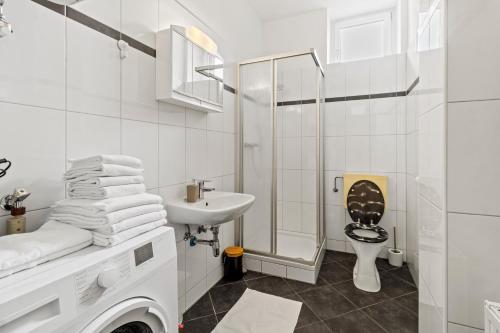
236,50 -> 325,271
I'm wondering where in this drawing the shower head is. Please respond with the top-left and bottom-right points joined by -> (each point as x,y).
0,0 -> 13,38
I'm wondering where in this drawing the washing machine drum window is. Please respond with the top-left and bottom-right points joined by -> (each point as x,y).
81,298 -> 168,333
102,308 -> 164,333
111,321 -> 153,333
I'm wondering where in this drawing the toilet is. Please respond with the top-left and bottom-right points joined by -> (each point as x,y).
343,175 -> 388,292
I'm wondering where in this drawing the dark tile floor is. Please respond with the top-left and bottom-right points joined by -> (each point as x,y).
180,250 -> 418,333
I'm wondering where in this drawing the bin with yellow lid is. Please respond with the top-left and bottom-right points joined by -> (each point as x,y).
223,246 -> 244,281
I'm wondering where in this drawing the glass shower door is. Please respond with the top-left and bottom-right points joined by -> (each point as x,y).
240,60 -> 274,253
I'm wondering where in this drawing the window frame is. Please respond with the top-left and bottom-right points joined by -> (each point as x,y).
333,11 -> 393,63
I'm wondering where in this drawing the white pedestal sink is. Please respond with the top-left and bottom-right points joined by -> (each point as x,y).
165,191 -> 255,226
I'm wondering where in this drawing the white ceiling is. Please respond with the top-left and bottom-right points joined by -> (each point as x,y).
248,0 -> 398,22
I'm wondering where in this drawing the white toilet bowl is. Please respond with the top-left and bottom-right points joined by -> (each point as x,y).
343,178 -> 389,293
347,228 -> 388,292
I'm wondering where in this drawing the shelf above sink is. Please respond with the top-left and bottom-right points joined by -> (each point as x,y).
165,191 -> 255,226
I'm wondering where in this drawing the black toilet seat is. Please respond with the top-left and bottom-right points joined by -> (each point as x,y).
344,223 -> 389,243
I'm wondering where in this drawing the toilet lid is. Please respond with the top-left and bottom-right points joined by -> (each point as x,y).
346,180 -> 385,225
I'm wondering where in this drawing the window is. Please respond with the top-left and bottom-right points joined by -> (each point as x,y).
332,11 -> 393,63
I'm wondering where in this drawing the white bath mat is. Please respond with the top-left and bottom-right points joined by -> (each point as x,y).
212,288 -> 302,333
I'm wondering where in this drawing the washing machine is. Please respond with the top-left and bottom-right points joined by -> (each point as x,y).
0,226 -> 178,333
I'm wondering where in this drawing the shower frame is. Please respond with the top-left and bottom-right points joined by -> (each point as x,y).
235,49 -> 326,266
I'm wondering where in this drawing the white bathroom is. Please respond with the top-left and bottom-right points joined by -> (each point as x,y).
0,0 -> 498,332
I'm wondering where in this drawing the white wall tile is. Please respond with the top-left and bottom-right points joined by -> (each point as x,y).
159,125 -> 185,186
159,102 -> 186,127
283,170 -> 301,202
0,0 -> 65,110
0,103 -> 65,214
448,0 -> 500,102
185,278 -> 207,310
370,98 -> 398,135
121,48 -> 158,123
223,90 -> 235,133
418,196 -> 445,315
345,100 -> 370,136
325,137 -> 345,171
206,131 -> 224,178
301,170 -> 316,204
325,205 -> 345,241
70,0 -> 121,30
284,137 -> 301,169
223,133 -> 235,175
325,63 -> 346,98
326,239 -> 346,252
418,105 -> 444,208
448,213 -> 500,329
185,239 -> 207,290
345,136 -> 370,172
325,171 -> 345,206
121,0 -> 158,48
284,105 -> 301,137
324,102 -> 346,136
176,241 -> 186,300
370,55 -> 397,94
301,203 -> 316,234
207,112 -> 224,132
301,137 -> 316,170
370,135 -> 397,173
186,128 -> 207,180
346,61 -> 370,96
66,20 -> 121,117
67,112 -> 121,160
186,109 -> 207,130
301,104 -> 316,137
121,120 -> 159,189
448,100 -> 500,216
283,201 -> 301,232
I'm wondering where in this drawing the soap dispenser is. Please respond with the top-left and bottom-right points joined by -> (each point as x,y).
1,188 -> 31,235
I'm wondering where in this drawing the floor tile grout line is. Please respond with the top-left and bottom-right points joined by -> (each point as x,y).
363,311 -> 391,333
283,278 -> 331,331
207,291 -> 219,323
182,312 -> 216,323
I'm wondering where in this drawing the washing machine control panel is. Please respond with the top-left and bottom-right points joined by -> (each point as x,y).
75,252 -> 131,305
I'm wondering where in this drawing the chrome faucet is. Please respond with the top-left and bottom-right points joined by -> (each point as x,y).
193,179 -> 215,199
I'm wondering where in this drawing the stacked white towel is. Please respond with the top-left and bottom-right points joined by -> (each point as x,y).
0,221 -> 93,278
53,155 -> 167,247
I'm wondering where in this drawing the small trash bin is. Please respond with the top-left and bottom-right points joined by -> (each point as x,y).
223,246 -> 244,281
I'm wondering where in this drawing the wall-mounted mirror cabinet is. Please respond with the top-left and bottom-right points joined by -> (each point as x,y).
157,25 -> 224,113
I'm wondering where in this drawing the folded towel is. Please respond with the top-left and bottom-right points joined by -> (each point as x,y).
51,203 -> 164,226
66,175 -> 144,186
69,154 -> 143,169
63,164 -> 143,182
92,219 -> 166,247
94,210 -> 167,235
52,193 -> 163,214
0,221 -> 92,278
68,183 -> 146,199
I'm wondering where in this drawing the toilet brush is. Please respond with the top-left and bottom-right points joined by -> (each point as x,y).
388,226 -> 403,267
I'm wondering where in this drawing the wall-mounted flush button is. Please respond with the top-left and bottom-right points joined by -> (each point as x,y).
117,40 -> 129,59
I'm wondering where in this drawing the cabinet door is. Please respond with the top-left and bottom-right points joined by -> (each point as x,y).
171,31 -> 192,96
192,43 -> 210,102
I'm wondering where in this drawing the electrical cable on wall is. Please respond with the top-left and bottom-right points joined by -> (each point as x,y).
0,158 -> 11,178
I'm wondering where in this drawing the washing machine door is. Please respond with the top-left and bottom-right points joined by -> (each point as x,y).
81,297 -> 169,333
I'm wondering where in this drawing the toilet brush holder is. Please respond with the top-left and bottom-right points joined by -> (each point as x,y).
388,248 -> 404,267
